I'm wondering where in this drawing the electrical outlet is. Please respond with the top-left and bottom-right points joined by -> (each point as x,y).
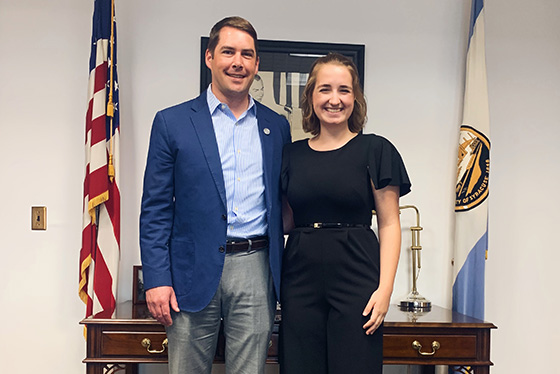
31,206 -> 47,230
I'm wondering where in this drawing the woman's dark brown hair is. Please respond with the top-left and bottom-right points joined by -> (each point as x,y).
301,52 -> 367,135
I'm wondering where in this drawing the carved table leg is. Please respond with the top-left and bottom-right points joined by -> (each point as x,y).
420,365 -> 436,374
450,366 -> 486,374
86,363 -> 104,374
125,363 -> 139,374
473,366 -> 489,374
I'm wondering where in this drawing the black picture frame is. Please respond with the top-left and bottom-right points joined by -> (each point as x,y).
200,38 -> 365,141
132,265 -> 146,305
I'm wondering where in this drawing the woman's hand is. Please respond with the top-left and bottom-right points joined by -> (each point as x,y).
362,288 -> 392,335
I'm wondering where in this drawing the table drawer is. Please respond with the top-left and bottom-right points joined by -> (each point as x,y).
384,334 -> 477,359
102,331 -> 169,357
99,330 -> 279,361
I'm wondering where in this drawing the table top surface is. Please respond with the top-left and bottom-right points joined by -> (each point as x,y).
384,305 -> 496,328
81,302 -> 496,329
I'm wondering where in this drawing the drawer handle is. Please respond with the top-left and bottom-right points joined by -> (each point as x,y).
141,338 -> 168,354
412,340 -> 440,356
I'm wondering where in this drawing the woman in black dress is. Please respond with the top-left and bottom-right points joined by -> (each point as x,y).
280,53 -> 411,374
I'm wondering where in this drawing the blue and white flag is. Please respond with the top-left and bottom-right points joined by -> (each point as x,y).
452,0 -> 490,321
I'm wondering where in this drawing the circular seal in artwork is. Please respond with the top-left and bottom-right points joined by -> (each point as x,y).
455,125 -> 490,212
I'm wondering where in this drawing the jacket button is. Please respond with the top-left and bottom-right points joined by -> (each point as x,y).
221,214 -> 227,220
219,246 -> 225,253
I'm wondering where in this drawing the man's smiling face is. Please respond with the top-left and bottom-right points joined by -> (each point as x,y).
205,26 -> 259,104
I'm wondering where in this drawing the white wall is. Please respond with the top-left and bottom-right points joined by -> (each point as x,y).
484,0 -> 560,370
0,0 -> 558,373
0,1 -> 92,372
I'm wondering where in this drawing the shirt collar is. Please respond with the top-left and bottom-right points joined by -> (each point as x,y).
206,84 -> 256,116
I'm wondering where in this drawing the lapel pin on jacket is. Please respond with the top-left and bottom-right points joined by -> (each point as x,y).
263,128 -> 271,135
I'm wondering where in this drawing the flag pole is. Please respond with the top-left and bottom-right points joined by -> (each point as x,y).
107,0 -> 115,182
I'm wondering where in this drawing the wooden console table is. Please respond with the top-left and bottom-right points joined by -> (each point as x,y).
81,303 -> 495,374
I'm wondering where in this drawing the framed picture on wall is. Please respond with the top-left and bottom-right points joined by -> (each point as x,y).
200,38 -> 365,141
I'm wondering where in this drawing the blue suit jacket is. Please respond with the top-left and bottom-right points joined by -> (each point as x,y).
140,92 -> 291,312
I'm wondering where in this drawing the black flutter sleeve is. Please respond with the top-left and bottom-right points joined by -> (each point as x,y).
366,134 -> 411,197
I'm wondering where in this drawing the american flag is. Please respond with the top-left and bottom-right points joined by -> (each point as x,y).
79,0 -> 120,319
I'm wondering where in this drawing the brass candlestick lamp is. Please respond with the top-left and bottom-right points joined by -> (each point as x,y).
398,205 -> 431,311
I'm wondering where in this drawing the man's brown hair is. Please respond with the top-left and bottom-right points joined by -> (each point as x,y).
207,16 -> 258,56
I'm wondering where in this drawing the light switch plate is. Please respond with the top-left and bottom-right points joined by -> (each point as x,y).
31,206 -> 47,230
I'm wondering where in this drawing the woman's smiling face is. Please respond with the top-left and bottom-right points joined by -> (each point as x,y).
312,63 -> 355,129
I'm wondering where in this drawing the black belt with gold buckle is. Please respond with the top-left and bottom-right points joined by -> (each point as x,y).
297,223 -> 370,229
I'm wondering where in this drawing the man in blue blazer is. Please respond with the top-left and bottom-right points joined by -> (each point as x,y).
140,16 -> 291,374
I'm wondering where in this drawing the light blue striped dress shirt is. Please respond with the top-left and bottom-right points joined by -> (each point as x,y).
207,87 -> 267,239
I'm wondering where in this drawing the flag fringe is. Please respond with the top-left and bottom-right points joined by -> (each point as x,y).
78,254 -> 92,305
87,191 -> 109,224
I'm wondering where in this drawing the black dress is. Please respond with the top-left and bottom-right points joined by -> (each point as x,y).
280,133 -> 411,374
